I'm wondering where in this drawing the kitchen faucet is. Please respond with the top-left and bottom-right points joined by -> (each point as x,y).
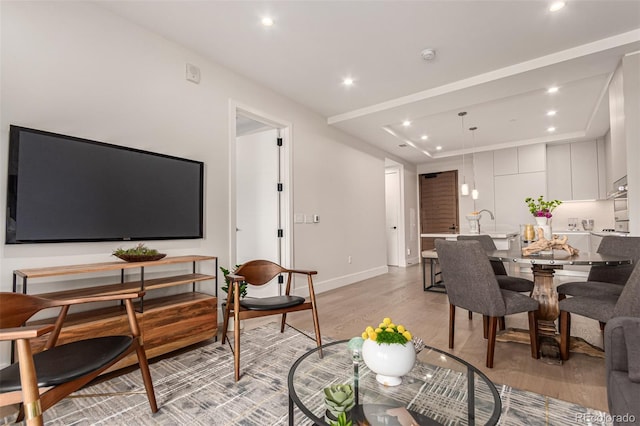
477,209 -> 494,233
478,209 -> 494,220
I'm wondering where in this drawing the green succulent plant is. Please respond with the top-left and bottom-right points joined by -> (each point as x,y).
330,412 -> 353,426
112,243 -> 159,256
324,384 -> 355,422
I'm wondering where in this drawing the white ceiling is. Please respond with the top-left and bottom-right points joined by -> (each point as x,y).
96,1 -> 640,165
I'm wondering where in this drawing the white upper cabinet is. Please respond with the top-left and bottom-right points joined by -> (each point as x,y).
518,144 -> 546,174
547,140 -> 602,201
547,144 -> 572,200
493,148 -> 518,176
494,145 -> 546,176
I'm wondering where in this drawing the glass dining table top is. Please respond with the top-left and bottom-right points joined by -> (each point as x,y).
288,340 -> 502,426
488,248 -> 633,266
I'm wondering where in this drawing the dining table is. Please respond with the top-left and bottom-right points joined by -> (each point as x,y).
488,246 -> 633,364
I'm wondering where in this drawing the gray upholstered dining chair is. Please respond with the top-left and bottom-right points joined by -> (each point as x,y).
457,235 -> 534,293
557,236 -> 640,299
605,316 -> 640,426
559,262 -> 640,361
435,239 -> 540,368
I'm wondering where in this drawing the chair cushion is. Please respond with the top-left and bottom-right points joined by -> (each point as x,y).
240,295 -> 305,311
501,290 -> 538,315
496,276 -> 534,293
557,281 -> 624,297
0,335 -> 132,393
559,295 -> 618,323
623,320 -> 640,382
608,371 -> 640,420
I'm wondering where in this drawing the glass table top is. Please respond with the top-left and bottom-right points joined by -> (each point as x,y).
288,340 -> 501,426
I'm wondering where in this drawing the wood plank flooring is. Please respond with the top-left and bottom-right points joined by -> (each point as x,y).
285,264 -> 608,412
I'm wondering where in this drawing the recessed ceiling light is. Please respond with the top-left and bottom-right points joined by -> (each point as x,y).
261,16 -> 274,26
549,1 -> 566,12
421,135 -> 428,140
547,127 -> 556,132
436,146 -> 442,151
547,110 -> 557,116
547,86 -> 559,94
402,120 -> 411,127
342,77 -> 354,86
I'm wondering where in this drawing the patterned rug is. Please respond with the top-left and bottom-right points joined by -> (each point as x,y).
8,323 -> 611,425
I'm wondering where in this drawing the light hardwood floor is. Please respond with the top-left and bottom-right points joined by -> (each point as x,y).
285,264 -> 608,412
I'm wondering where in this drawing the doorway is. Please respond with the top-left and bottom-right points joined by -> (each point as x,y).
419,170 -> 459,250
231,102 -> 291,297
385,161 -> 406,267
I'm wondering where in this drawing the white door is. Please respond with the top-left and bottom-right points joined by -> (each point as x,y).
236,127 -> 280,297
385,170 -> 400,266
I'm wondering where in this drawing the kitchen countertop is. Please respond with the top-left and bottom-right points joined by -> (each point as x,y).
421,231 -> 519,239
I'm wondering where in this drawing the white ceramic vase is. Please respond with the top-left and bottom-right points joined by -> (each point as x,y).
534,216 -> 548,226
361,339 -> 416,386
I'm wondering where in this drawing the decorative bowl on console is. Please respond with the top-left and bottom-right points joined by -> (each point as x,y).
113,243 -> 166,262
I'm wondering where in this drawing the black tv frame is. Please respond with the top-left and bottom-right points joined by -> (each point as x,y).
6,125 -> 204,244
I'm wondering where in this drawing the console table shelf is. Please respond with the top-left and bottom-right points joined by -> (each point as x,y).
13,255 -> 218,371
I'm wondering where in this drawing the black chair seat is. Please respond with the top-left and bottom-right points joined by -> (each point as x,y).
0,335 -> 132,393
240,295 -> 305,311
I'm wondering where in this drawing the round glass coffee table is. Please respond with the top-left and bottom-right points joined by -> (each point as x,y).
288,340 -> 501,426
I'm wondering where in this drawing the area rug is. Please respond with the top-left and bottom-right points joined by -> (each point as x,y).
14,323 -> 611,425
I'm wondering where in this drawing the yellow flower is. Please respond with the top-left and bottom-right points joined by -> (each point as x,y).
388,323 -> 396,329
365,326 -> 374,333
385,327 -> 395,333
374,327 -> 383,333
378,322 -> 386,329
383,317 -> 392,326
402,331 -> 412,341
368,331 -> 378,341
397,325 -> 406,333
361,331 -> 368,339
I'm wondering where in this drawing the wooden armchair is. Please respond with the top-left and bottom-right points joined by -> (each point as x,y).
0,292 -> 158,425
221,260 -> 322,381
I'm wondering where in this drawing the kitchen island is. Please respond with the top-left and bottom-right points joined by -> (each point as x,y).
420,228 -> 519,250
420,229 -> 519,291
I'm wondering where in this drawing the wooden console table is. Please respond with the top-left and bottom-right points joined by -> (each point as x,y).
13,255 -> 218,370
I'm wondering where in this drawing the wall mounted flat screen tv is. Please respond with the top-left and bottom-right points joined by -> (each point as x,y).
6,126 -> 204,244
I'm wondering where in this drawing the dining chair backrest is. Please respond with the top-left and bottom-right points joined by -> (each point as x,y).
435,239 -> 506,317
590,236 -> 640,285
613,262 -> 640,317
234,260 -> 287,286
456,235 -> 507,275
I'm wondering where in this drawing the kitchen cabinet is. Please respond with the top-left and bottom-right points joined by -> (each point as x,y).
493,148 -> 518,176
547,140 -> 602,201
493,145 -> 545,176
494,172 -> 546,228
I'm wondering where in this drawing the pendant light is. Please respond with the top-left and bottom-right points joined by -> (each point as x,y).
458,112 -> 469,196
469,126 -> 479,200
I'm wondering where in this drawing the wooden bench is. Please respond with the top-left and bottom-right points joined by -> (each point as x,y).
422,249 -> 445,292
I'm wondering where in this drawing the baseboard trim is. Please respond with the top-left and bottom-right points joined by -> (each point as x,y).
293,265 -> 389,297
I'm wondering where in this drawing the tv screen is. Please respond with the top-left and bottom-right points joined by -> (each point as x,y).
6,126 -> 204,244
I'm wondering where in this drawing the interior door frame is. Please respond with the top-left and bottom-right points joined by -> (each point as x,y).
228,100 -> 292,270
385,160 -> 407,267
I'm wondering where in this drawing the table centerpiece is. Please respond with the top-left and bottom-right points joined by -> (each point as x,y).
360,317 -> 415,386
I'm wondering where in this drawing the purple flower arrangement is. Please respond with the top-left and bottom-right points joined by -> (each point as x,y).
525,196 -> 562,219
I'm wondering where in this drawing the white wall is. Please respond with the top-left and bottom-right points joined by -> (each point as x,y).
622,53 -> 640,235
0,2 -> 391,363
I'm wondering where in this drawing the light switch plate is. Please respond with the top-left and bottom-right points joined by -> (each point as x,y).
186,63 -> 200,83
